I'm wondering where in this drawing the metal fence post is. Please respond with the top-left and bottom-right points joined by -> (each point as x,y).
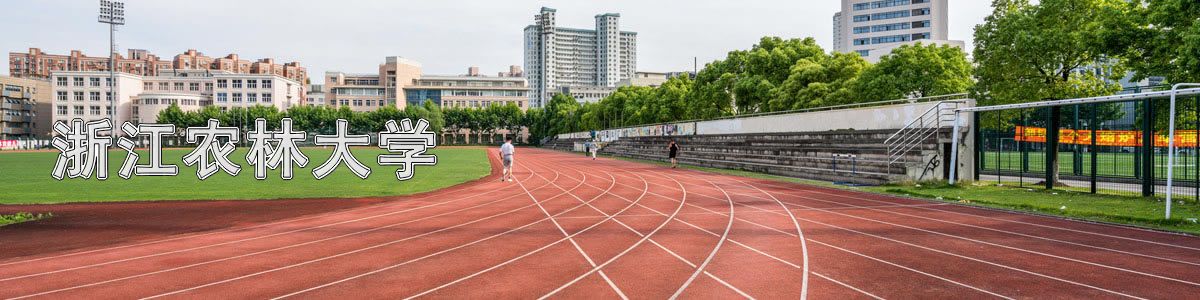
1143,99 -> 1155,197
1046,106 -> 1061,189
1090,103 -> 1098,194
974,111 -> 981,181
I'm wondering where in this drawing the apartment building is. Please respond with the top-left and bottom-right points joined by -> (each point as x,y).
324,56 -> 422,112
49,70 -> 302,126
524,7 -> 638,107
0,76 -> 49,138
10,48 -> 307,83
832,0 -> 955,62
404,72 -> 529,110
306,84 -> 326,107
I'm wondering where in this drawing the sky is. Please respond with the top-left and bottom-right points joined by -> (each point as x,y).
1,0 -> 994,84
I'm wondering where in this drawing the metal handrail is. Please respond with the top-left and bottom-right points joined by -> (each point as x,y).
884,100 -> 966,172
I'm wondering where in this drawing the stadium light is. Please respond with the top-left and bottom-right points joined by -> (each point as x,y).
99,0 -> 125,124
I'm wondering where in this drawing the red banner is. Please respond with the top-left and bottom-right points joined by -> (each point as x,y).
1014,126 -> 1198,148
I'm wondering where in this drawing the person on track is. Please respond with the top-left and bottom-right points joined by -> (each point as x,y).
589,140 -> 598,160
668,140 -> 680,168
499,137 -> 515,182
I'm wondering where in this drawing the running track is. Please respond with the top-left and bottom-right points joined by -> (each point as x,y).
2,148 -> 1200,299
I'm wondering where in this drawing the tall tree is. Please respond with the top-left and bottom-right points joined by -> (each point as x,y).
972,0 -> 1130,106
853,43 -> 973,102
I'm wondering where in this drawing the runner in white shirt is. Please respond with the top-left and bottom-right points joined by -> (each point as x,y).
499,137 -> 515,182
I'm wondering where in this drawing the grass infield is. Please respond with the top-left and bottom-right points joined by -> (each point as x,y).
0,147 -> 490,204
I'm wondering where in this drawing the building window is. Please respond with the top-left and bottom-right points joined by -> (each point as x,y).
174,82 -> 185,91
74,105 -> 84,115
216,93 -> 228,103
57,91 -> 68,101
856,50 -> 871,57
853,38 -> 870,46
57,105 -> 67,115
73,77 -> 84,86
232,79 -> 242,89
90,77 -> 101,87
56,77 -> 67,86
105,92 -> 112,101
262,93 -> 272,103
262,79 -> 272,89
247,93 -> 257,103
232,93 -> 242,102
74,91 -> 84,101
144,82 -> 153,90
159,82 -> 169,90
217,79 -> 228,88
90,105 -> 101,115
105,106 -> 112,116
247,80 -> 257,89
204,82 -> 213,91
189,82 -> 200,91
89,91 -> 100,101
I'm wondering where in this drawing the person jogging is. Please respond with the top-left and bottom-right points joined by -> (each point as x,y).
589,140 -> 598,160
499,137 -> 515,182
668,140 -> 680,168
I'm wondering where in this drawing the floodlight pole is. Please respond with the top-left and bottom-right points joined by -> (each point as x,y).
98,0 -> 125,126
1166,83 -> 1200,219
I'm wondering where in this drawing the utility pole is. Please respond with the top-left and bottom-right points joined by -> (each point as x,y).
98,0 -> 125,126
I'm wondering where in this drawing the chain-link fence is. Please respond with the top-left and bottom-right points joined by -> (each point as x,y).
974,87 -> 1200,200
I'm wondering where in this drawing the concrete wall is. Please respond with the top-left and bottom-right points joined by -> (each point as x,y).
696,101 -> 943,135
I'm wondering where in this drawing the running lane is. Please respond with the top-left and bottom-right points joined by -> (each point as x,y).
1,147 -> 1198,299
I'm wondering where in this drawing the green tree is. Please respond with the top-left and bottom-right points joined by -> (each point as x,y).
972,0 -> 1129,106
770,51 -> 868,110
853,43 -> 973,102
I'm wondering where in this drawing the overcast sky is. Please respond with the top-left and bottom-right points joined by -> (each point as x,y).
1,0 -> 993,84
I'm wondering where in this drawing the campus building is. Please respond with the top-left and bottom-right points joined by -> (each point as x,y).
322,58 -> 530,110
557,71 -> 675,103
524,7 -> 638,107
9,48 -> 308,84
305,84 -> 326,107
832,0 -> 959,62
0,76 -> 49,138
49,70 -> 303,126
323,56 -> 422,112
405,73 -> 529,109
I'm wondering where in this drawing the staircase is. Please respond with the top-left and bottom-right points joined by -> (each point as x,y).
883,100 -> 966,178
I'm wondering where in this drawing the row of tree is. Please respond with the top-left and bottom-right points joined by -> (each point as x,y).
156,100 -> 531,144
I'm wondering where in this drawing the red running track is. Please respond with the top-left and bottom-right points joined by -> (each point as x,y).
2,147 -> 1200,299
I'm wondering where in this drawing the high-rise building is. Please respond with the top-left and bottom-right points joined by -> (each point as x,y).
10,48 -> 308,84
524,7 -> 637,107
0,76 -> 49,138
832,0 -> 956,62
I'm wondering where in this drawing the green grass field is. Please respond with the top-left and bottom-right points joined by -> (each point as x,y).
981,150 -> 1200,180
0,147 -> 490,204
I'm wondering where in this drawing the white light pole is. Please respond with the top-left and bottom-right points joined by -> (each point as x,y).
98,0 -> 124,124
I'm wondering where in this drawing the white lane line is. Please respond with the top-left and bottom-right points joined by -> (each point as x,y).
0,165 -> 536,269
687,182 -> 1147,299
732,178 -> 809,300
747,190 -> 1200,268
757,180 -> 1200,252
777,188 -> 1200,264
811,271 -> 885,300
0,172 -> 539,284
11,170 -> 568,299
669,173 -> 735,300
552,203 -> 950,219
608,172 -> 1015,299
543,166 -> 755,299
270,158 -> 636,299
539,169 -> 683,299
519,163 -> 628,299
739,190 -> 1200,288
136,163 -> 573,299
